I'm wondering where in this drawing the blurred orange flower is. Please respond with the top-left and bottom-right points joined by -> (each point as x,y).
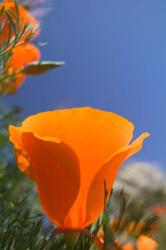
5,42 -> 41,93
151,204 -> 166,216
122,235 -> 158,250
96,222 -> 158,250
0,0 -> 40,45
9,107 -> 149,229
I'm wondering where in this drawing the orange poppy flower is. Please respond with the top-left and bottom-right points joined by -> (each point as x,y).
0,0 -> 40,45
96,236 -> 158,250
9,107 -> 149,229
5,42 -> 41,93
122,235 -> 158,250
151,204 -> 166,216
96,221 -> 158,250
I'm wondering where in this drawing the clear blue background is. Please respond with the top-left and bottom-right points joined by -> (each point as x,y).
6,0 -> 166,168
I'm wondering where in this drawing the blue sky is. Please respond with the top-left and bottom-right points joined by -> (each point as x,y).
6,0 -> 166,168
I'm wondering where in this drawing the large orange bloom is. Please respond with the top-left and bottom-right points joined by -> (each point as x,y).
9,107 -> 149,229
122,235 -> 158,250
0,0 -> 40,45
5,42 -> 41,93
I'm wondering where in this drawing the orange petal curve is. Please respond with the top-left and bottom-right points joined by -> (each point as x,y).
21,132 -> 80,227
9,125 -> 34,178
84,132 -> 150,227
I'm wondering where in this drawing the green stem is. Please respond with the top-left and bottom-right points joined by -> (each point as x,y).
64,232 -> 78,250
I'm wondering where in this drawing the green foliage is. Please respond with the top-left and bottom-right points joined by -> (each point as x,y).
0,0 -> 36,60
0,1 -> 64,95
0,0 -> 36,94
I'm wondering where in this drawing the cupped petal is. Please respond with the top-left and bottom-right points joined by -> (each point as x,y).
9,125 -> 33,178
9,125 -> 23,149
83,132 -> 149,228
21,132 -> 80,227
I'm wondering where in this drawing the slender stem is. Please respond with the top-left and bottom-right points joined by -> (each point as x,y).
52,228 -> 94,250
53,227 -> 93,239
